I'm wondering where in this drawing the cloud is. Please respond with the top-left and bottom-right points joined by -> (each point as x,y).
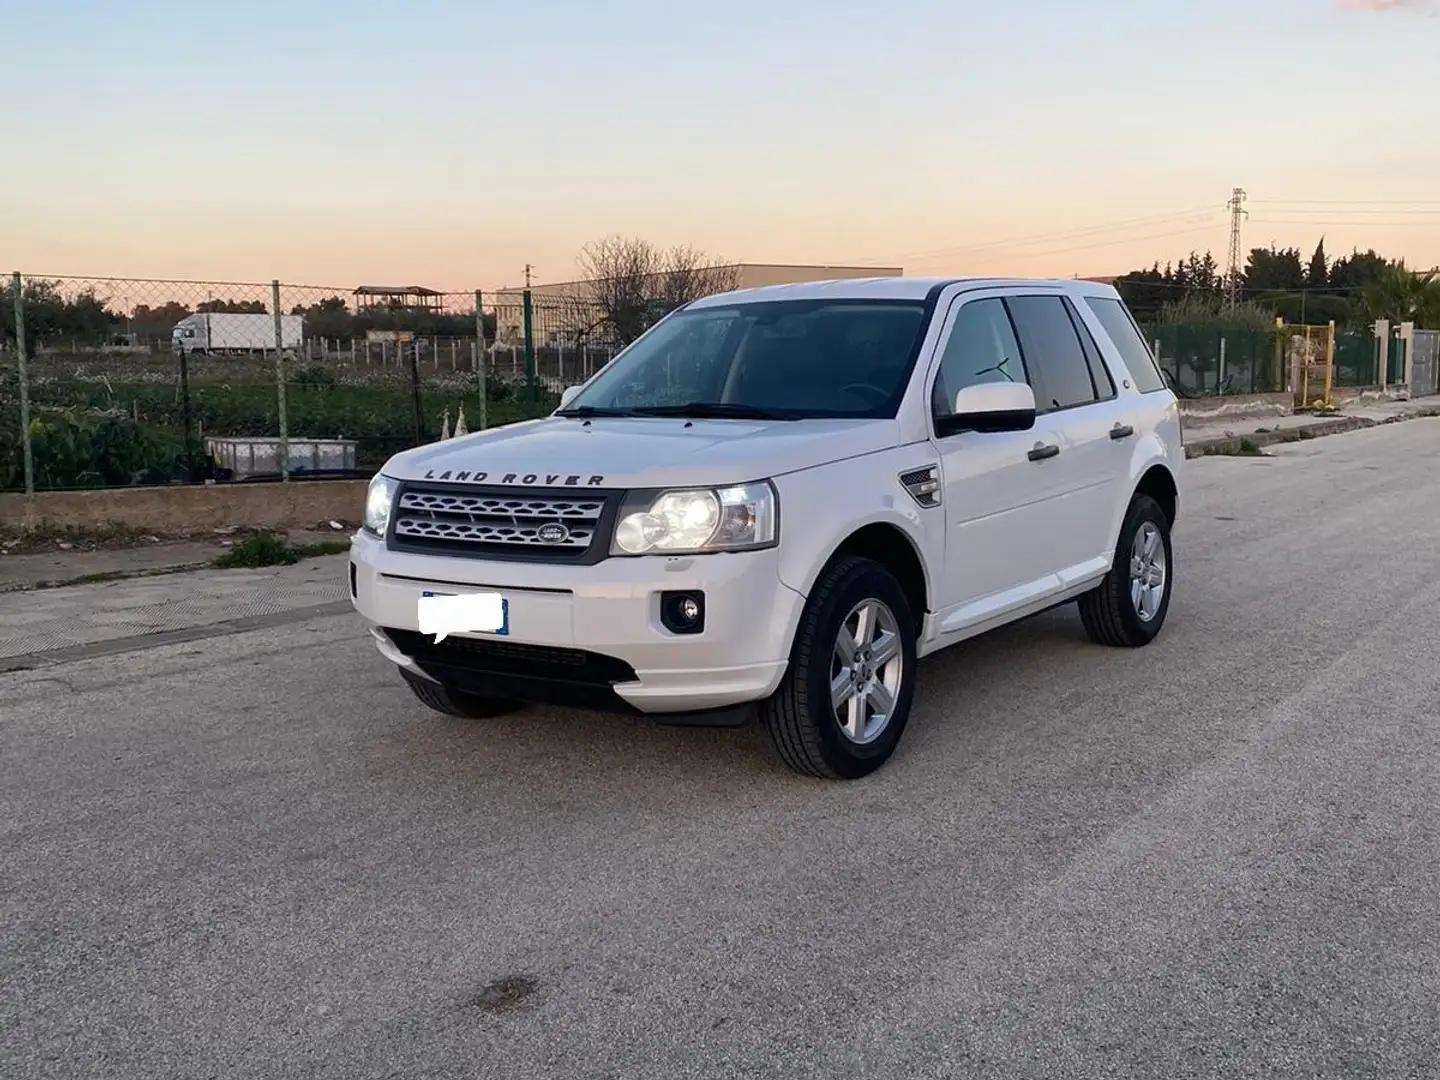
1337,0 -> 1437,11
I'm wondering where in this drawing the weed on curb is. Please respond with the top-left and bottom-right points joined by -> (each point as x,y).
213,530 -> 349,569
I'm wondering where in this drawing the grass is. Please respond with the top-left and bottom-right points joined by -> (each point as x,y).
0,519 -> 154,554
212,529 -> 349,569
20,365 -> 559,464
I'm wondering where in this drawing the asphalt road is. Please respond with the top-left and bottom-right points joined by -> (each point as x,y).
6,419 -> 1440,1079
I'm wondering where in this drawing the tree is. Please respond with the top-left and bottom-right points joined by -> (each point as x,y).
129,301 -> 193,343
1243,245 -> 1305,293
572,236 -> 740,347
1154,291 -> 1276,332
1306,238 -> 1328,290
1116,239 -> 1430,331
1329,248 -> 1389,292
1357,261 -> 1440,328
2,277 -> 120,354
197,298 -> 266,314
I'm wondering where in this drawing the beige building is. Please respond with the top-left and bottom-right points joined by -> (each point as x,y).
493,262 -> 904,346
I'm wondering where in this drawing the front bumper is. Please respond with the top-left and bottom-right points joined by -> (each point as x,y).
349,531 -> 804,716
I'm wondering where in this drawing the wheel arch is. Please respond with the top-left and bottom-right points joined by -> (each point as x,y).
1133,461 -> 1178,527
818,521 -> 931,636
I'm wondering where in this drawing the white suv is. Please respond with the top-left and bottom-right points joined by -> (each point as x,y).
350,277 -> 1182,779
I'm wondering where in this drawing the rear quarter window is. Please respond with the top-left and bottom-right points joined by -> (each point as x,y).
1084,296 -> 1168,394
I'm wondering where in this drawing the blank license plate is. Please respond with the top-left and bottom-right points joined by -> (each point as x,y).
418,590 -> 510,639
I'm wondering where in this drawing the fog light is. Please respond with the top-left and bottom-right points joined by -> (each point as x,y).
660,590 -> 705,635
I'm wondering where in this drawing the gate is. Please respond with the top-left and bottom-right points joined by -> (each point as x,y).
1288,322 -> 1335,408
1412,330 -> 1440,398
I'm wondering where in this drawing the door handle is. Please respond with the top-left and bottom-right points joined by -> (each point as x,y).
1110,424 -> 1135,440
1028,443 -> 1060,462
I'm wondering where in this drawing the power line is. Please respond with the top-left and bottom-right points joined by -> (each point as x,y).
1108,278 -> 1379,296
833,193 -> 1432,276
836,206 -> 1219,267
968,223 -> 1222,264
1249,198 -> 1440,207
1248,206 -> 1440,213
1249,217 -> 1440,227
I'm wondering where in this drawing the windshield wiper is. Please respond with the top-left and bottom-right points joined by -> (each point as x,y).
554,405 -> 644,418
628,402 -> 796,421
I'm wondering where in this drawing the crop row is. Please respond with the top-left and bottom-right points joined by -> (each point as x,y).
1,374 -> 558,491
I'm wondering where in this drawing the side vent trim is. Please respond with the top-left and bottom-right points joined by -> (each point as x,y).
899,465 -> 941,509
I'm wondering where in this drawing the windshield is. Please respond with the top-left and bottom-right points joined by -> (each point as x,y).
561,298 -> 930,419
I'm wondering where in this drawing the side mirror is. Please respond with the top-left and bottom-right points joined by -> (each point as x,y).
559,385 -> 582,409
952,382 -> 1036,433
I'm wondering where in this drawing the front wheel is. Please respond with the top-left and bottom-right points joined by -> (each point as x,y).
761,556 -> 919,780
1077,493 -> 1173,647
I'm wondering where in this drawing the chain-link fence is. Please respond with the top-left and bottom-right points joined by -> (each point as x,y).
0,270 -> 1412,494
1149,326 -> 1284,397
1,275 -> 595,493
1333,331 -> 1382,388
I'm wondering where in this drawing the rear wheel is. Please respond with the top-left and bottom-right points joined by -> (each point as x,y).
761,556 -> 919,780
400,669 -> 526,719
1077,493 -> 1173,647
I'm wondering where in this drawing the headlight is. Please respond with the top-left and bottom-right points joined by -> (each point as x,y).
611,481 -> 778,556
363,473 -> 397,536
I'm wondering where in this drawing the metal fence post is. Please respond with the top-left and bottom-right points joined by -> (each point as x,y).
178,346 -> 195,478
408,336 -> 424,445
271,280 -> 290,481
11,271 -> 34,494
522,288 -> 537,403
1324,320 -> 1336,405
475,290 -> 488,430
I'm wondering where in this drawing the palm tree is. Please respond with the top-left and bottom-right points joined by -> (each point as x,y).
1357,261 -> 1440,328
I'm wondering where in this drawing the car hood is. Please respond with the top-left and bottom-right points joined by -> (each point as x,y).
383,415 -> 901,490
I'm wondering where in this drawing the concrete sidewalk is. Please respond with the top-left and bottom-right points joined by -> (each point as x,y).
0,528 -> 347,593
1181,396 -> 1440,456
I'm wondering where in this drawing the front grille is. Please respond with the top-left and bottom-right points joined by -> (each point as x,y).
384,628 -> 637,687
389,483 -> 613,561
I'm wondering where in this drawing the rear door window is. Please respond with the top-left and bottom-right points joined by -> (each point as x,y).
1084,296 -> 1168,394
1003,295 -> 1101,413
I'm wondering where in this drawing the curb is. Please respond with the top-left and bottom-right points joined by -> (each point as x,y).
1184,406 -> 1440,459
0,560 -> 218,596
0,549 -> 350,595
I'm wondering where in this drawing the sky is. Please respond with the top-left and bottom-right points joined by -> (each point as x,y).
1,0 -> 1438,291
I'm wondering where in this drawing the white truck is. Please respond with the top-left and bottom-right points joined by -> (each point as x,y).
171,312 -> 303,355
350,277 -> 1184,779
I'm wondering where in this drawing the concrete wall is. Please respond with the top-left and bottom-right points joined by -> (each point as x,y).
1176,392 -> 1292,424
2,481 -> 369,534
1332,385 -> 1408,407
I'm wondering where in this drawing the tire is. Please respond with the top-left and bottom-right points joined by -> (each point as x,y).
761,556 -> 919,780
400,669 -> 526,719
1078,493 -> 1173,648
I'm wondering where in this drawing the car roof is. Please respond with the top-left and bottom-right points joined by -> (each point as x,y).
686,276 -> 1122,307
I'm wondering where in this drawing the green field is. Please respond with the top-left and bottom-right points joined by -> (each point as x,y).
1,351 -> 558,491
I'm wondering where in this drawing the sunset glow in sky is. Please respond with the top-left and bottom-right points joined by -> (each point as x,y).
3,0 -> 1438,289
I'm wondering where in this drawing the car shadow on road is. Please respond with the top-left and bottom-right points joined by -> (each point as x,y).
358,600 -> 1123,795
